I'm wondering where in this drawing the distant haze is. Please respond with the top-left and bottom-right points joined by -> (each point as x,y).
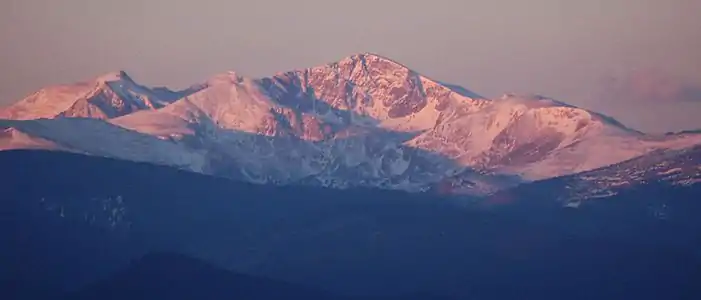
2,0 -> 700,132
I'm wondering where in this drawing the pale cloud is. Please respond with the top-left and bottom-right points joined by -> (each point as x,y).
604,69 -> 701,103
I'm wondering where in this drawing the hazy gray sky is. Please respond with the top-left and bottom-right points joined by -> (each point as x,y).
2,0 -> 700,132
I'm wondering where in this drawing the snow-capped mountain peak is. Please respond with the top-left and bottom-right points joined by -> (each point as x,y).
0,70 -> 195,121
95,70 -> 132,83
204,71 -> 246,86
336,52 -> 413,73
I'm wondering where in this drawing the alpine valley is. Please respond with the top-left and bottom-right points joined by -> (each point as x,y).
1,52 -> 700,197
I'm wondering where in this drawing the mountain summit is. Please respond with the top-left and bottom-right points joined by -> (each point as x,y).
2,53 -> 700,194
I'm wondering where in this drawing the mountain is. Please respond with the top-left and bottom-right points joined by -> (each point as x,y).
2,53 -> 701,195
3,150 -> 700,300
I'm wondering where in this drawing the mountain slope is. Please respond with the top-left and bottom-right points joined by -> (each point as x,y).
2,53 -> 701,194
485,144 -> 701,214
3,150 -> 700,300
